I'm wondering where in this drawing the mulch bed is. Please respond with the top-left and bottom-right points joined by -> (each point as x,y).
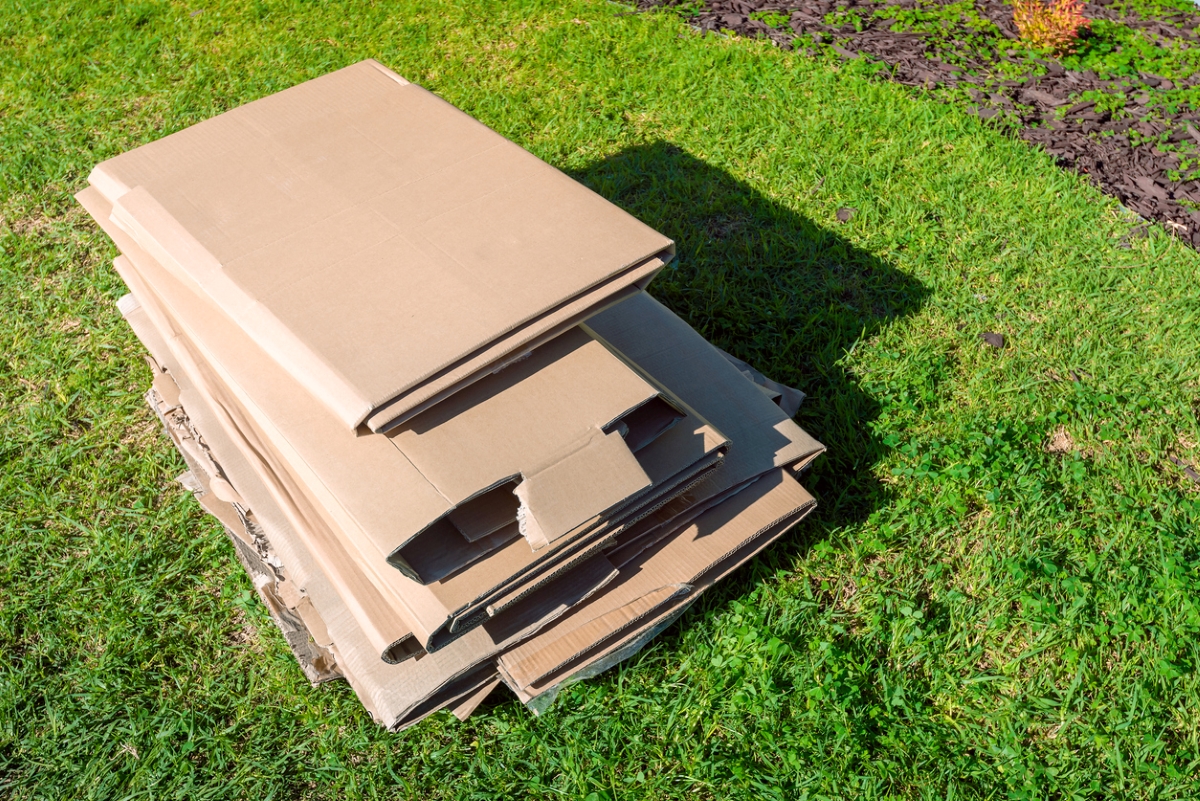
641,0 -> 1200,246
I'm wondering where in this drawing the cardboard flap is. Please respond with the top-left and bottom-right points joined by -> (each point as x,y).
392,519 -> 521,586
447,483 -> 520,543
587,293 -> 825,485
501,583 -> 691,688
515,429 -> 651,551
152,370 -> 182,410
718,348 -> 806,418
612,396 -> 685,453
388,329 -> 659,509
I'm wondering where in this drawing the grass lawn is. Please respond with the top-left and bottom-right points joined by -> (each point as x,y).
3,0 -> 1200,797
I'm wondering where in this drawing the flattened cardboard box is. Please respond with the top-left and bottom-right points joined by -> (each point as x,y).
106,239 -> 726,657
88,59 -> 675,431
118,277 -> 823,728
101,193 -> 822,661
125,308 -> 815,730
81,186 -> 733,655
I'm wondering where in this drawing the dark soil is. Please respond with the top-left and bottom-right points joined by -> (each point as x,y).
641,0 -> 1200,246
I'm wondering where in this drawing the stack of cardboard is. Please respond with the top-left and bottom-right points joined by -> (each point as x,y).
79,60 -> 825,730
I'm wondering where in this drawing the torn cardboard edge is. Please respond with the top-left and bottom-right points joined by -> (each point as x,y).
144,382 -> 341,685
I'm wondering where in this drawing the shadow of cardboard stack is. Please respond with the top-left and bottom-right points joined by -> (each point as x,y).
566,141 -> 931,637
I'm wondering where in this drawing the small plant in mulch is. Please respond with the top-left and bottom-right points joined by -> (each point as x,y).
1012,0 -> 1091,54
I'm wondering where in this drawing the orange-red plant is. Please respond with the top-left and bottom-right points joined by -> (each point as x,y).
1013,0 -> 1091,54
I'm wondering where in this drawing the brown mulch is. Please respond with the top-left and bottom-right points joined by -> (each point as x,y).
641,0 -> 1200,246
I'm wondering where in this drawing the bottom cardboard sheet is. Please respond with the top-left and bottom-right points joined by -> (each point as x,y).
118,292 -> 823,730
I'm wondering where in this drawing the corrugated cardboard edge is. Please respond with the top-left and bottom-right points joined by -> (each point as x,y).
501,469 -> 818,703
449,675 -> 501,722
143,380 -> 342,686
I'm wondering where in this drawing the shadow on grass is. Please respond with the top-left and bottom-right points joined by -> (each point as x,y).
571,142 -> 930,637
474,142 -> 930,717
574,141 -> 929,533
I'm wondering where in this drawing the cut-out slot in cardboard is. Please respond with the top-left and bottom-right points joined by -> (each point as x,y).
605,395 -> 684,453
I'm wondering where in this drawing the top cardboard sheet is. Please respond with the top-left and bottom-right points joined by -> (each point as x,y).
88,59 -> 674,429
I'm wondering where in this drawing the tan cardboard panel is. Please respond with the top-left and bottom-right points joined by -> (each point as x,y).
399,520 -> 521,585
500,469 -> 817,695
152,370 -> 181,409
362,260 -> 663,433
196,488 -> 248,541
514,428 -> 650,551
388,327 -> 660,546
389,327 -> 656,501
91,59 -> 673,429
618,396 -> 686,453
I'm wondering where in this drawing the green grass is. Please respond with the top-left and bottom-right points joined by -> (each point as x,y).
3,0 -> 1200,798
725,0 -> 1200,176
